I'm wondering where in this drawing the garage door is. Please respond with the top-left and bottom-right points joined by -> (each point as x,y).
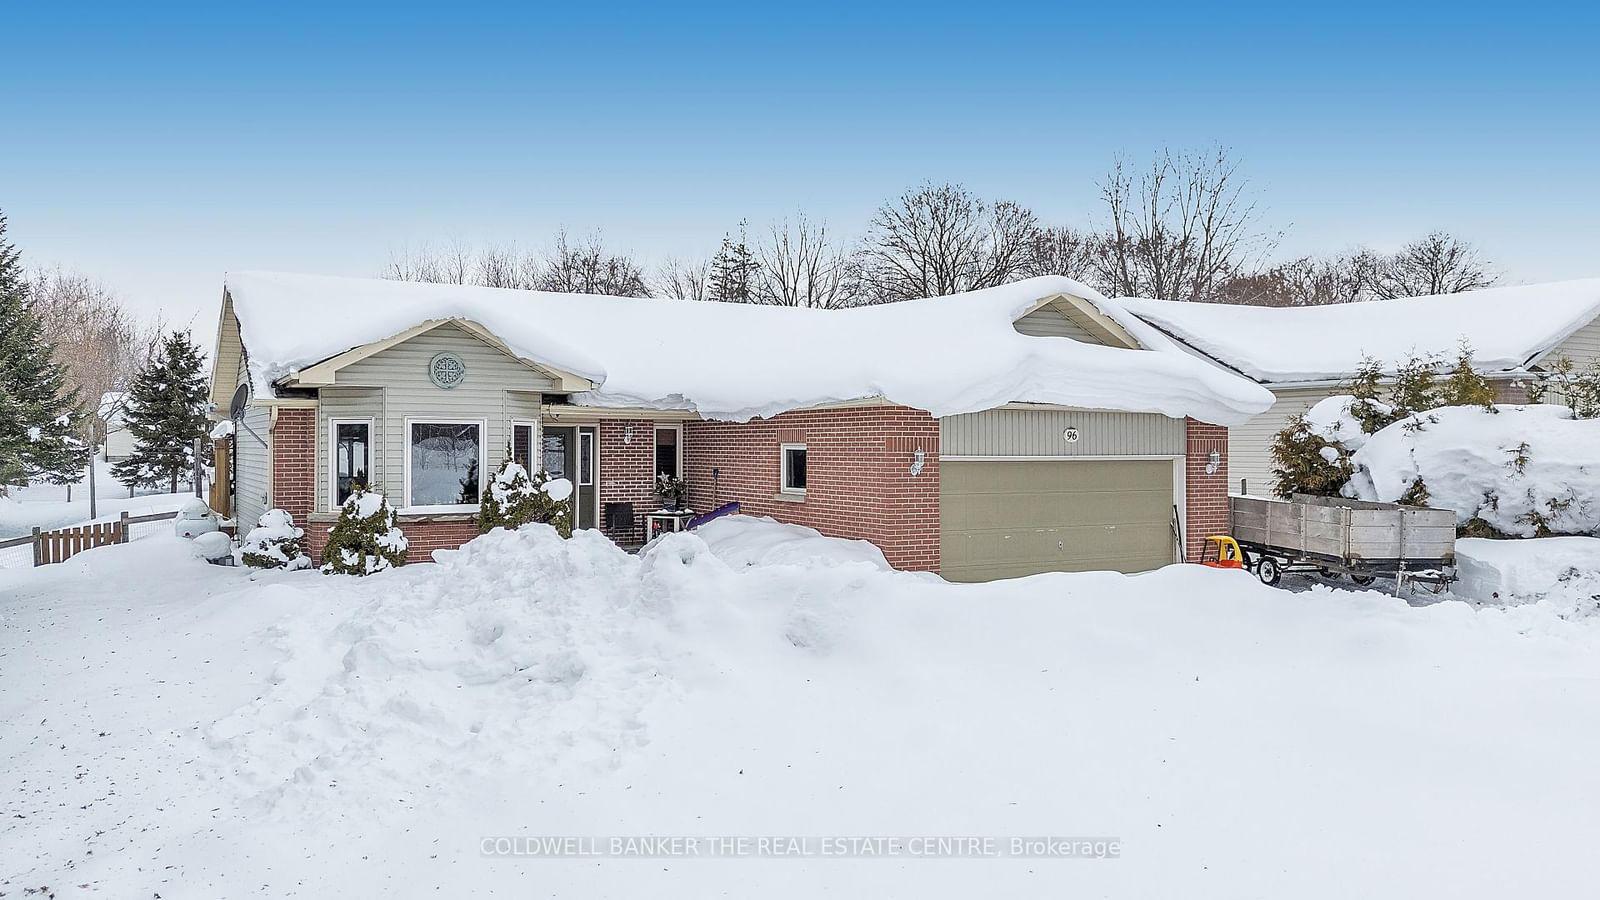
940,459 -> 1176,582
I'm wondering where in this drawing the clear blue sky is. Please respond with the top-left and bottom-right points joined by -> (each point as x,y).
3,1 -> 1596,333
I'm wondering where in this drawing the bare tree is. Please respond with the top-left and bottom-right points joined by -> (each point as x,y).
1020,225 -> 1101,283
473,245 -> 543,290
652,257 -> 712,301
856,182 -> 1040,303
1375,232 -> 1495,299
1094,146 -> 1280,301
535,231 -> 650,297
384,242 -> 473,285
753,215 -> 856,308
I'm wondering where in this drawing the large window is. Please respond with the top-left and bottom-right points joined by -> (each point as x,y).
330,420 -> 370,507
655,425 -> 680,478
406,420 -> 483,509
780,443 -> 807,495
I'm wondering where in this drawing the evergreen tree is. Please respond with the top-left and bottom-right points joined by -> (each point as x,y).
321,489 -> 409,575
707,222 -> 760,303
112,330 -> 209,493
478,456 -> 574,537
0,212 -> 86,492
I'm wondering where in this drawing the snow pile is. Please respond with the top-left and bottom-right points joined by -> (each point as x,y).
691,514 -> 892,571
1345,404 -> 1600,536
543,475 -> 574,502
1455,536 -> 1600,609
224,271 -> 1274,424
1303,394 -> 1390,451
209,418 -> 235,440
1120,279 -> 1600,383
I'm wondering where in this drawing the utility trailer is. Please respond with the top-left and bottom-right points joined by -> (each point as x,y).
1229,494 -> 1456,591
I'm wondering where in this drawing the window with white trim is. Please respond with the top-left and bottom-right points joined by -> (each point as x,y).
780,443 -> 807,495
655,425 -> 681,478
330,419 -> 371,507
406,420 -> 484,509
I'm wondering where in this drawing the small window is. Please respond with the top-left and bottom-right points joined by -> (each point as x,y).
655,426 -> 680,478
408,421 -> 483,508
780,443 -> 807,495
579,431 -> 595,486
512,423 -> 535,472
331,421 -> 370,506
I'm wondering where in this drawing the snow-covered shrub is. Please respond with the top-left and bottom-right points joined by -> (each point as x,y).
477,460 -> 574,537
1345,404 -> 1600,537
1269,413 -> 1353,499
237,508 -> 312,570
321,489 -> 408,575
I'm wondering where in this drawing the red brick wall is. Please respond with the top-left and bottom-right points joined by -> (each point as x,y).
304,516 -> 478,563
271,408 -> 316,527
598,419 -> 659,547
682,407 -> 941,571
1184,418 -> 1230,563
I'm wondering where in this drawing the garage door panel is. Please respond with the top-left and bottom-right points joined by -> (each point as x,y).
941,459 -> 1176,580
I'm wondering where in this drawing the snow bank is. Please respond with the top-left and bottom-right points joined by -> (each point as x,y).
1120,279 -> 1600,383
1346,404 -> 1600,536
224,271 -> 1274,424
1455,536 -> 1600,607
691,514 -> 893,571
1303,394 -> 1388,451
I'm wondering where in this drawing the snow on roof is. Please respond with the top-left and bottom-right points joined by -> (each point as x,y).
1118,279 -> 1600,385
222,271 -> 1274,424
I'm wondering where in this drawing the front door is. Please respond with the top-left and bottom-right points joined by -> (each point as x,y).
539,425 -> 599,530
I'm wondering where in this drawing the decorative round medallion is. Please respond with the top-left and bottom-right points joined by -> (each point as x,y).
429,352 -> 467,389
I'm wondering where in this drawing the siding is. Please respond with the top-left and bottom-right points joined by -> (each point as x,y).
321,322 -> 558,511
316,387 -> 384,510
940,408 -> 1185,458
1544,317 -> 1600,369
1013,304 -> 1103,342
1229,386 -> 1334,497
234,404 -> 272,528
210,297 -> 247,409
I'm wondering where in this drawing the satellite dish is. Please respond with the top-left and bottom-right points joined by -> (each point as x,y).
228,383 -> 249,420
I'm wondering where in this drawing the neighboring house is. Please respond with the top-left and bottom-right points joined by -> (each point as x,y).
1119,279 -> 1600,498
209,271 -> 1273,581
99,392 -> 135,461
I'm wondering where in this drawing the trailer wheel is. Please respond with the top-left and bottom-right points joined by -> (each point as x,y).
1350,573 -> 1377,586
1256,556 -> 1282,586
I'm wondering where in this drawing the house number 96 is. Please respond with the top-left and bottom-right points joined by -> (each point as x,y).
1062,427 -> 1080,444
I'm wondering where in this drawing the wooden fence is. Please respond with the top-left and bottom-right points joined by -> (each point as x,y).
0,509 -> 181,567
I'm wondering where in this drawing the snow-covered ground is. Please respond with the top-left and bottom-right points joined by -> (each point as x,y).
4,517 -> 1600,898
0,456 -> 196,541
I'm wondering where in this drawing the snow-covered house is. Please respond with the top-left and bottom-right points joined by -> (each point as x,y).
1119,280 -> 1600,498
209,271 -> 1272,580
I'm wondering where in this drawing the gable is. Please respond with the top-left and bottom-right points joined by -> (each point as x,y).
322,320 -> 567,392
1533,315 -> 1600,370
1013,295 -> 1142,349
209,292 -> 246,410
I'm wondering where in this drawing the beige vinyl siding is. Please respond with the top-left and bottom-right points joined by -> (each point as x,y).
234,405 -> 272,529
1543,317 -> 1600,369
321,322 -> 559,511
1014,304 -> 1104,343
940,408 -> 1184,458
1229,386 -> 1334,498
210,298 -> 246,409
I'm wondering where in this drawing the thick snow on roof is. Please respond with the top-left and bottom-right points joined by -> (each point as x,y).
1119,279 -> 1600,384
224,271 -> 1273,424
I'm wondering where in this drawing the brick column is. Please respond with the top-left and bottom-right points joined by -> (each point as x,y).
1184,418 -> 1230,563
271,407 -> 317,528
598,419 -> 659,547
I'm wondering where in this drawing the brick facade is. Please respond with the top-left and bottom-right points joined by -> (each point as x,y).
270,408 -> 316,527
682,406 -> 942,572
597,419 -> 660,547
1183,418 -> 1230,563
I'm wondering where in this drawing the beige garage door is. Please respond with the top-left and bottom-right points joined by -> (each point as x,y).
940,459 -> 1177,582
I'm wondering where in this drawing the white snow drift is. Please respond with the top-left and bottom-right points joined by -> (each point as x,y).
223,271 -> 1274,424
5,517 -> 1600,898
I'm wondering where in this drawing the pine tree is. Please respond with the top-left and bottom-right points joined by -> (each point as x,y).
707,222 -> 760,303
0,211 -> 86,492
1437,343 -> 1497,412
112,330 -> 210,493
1269,414 -> 1353,498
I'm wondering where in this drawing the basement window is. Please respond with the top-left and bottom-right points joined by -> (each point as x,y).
780,443 -> 807,495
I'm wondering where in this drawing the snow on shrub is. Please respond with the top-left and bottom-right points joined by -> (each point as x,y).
320,489 -> 408,575
237,508 -> 312,570
476,460 -> 574,537
1345,404 -> 1600,537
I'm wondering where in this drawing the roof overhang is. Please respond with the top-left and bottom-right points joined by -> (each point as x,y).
278,317 -> 596,392
1017,292 -> 1144,350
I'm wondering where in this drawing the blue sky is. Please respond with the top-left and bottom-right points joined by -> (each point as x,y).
3,2 -> 1597,332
